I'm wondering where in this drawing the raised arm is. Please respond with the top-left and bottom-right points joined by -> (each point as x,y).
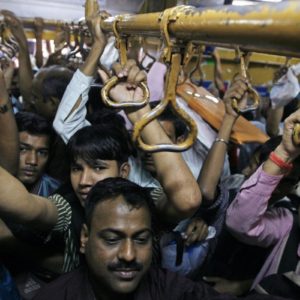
0,66 -> 19,175
2,10 -> 33,110
53,13 -> 107,143
34,17 -> 44,69
226,109 -> 300,247
108,60 -> 202,222
198,76 -> 248,203
0,165 -> 58,231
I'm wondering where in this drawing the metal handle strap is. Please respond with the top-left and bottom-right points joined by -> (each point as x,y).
101,17 -> 150,108
231,50 -> 260,113
132,53 -> 198,152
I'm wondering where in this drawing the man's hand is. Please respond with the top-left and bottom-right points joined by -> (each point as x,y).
1,10 -> 27,49
275,108 -> 300,162
34,17 -> 44,37
223,75 -> 249,118
86,11 -> 108,47
182,217 -> 208,246
0,59 -> 14,90
109,59 -> 147,105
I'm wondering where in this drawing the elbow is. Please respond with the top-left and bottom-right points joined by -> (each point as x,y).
200,186 -> 217,204
177,188 -> 202,217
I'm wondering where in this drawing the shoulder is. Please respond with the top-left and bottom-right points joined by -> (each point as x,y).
33,268 -> 85,300
137,267 -> 218,299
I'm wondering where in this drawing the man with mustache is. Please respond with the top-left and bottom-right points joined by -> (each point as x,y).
34,178 -> 288,300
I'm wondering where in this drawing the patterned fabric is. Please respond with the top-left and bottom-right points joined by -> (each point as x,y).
49,194 -> 79,273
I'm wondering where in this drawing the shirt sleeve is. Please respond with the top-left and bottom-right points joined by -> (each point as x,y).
48,193 -> 72,235
226,165 -> 293,248
53,69 -> 93,144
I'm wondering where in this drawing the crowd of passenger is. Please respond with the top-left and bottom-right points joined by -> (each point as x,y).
0,7 -> 299,300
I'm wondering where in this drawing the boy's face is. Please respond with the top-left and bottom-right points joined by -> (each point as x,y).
70,157 -> 129,207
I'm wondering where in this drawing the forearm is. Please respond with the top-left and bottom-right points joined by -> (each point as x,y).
0,166 -> 57,230
266,106 -> 283,137
0,105 -> 19,175
35,34 -> 44,68
0,77 -> 19,175
18,45 -> 34,108
80,40 -> 105,76
128,107 -> 201,217
198,114 -> 235,203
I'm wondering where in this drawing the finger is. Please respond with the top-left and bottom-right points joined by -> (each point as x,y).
127,65 -> 140,85
122,59 -> 137,77
112,62 -> 123,78
134,70 -> 147,83
97,68 -> 110,84
185,221 -> 197,237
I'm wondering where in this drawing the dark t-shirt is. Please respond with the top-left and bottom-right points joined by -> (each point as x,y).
33,267 -> 288,300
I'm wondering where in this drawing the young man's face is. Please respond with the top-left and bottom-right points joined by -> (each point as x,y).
81,195 -> 152,295
70,158 -> 129,207
17,131 -> 50,187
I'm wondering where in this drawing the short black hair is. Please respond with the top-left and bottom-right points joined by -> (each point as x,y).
67,124 -> 132,167
38,65 -> 74,102
15,111 -> 53,138
85,177 -> 152,229
150,101 -> 188,138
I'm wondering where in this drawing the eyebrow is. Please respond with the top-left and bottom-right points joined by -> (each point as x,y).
20,142 -> 49,151
99,228 -> 152,237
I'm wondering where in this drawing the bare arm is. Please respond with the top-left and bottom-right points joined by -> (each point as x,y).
0,67 -> 19,175
266,106 -> 283,137
2,10 -> 33,109
109,61 -> 202,222
0,165 -> 58,231
212,48 -> 226,96
198,76 -> 248,203
34,17 -> 44,69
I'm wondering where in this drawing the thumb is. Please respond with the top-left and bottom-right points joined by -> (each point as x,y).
97,68 -> 110,84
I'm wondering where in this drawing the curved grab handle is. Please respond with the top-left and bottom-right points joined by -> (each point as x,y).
101,76 -> 150,108
231,50 -> 260,113
132,100 -> 198,153
231,84 -> 260,114
292,123 -> 300,145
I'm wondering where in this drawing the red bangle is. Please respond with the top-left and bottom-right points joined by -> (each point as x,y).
269,151 -> 293,172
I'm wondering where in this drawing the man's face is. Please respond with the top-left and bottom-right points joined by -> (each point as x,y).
81,195 -> 152,295
17,131 -> 50,187
141,120 -> 176,175
32,77 -> 58,120
70,158 -> 129,207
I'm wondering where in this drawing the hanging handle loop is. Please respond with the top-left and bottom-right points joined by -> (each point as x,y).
101,17 -> 149,108
132,53 -> 197,152
231,48 -> 260,113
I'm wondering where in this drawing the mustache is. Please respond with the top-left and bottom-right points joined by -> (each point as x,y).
108,261 -> 143,272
